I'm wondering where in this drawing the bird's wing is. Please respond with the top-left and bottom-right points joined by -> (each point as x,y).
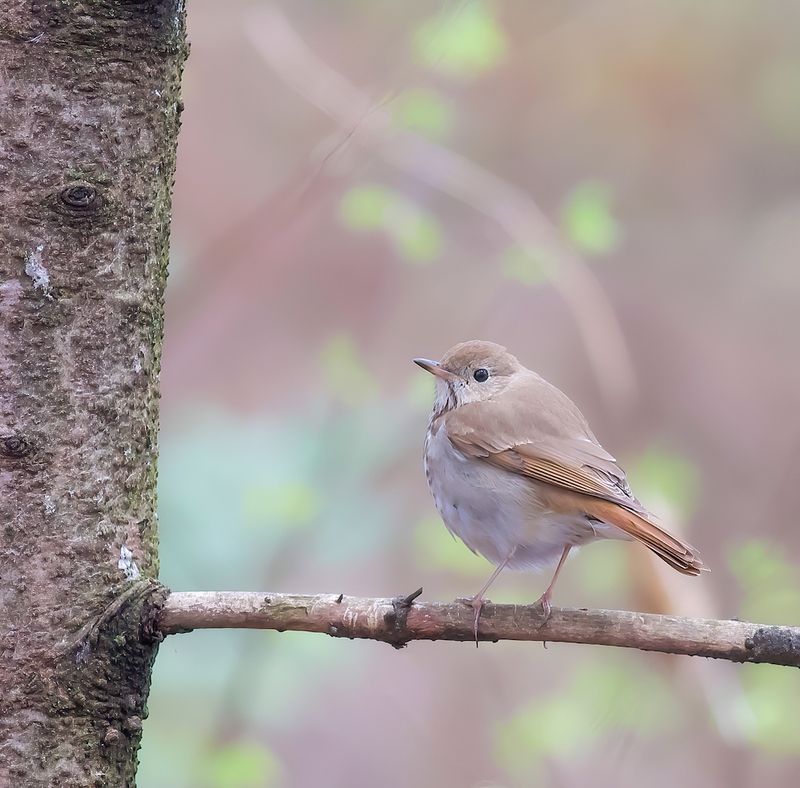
442,374 -> 639,508
444,403 -> 641,512
443,381 -> 704,574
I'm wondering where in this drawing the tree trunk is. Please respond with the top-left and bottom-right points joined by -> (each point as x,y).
0,2 -> 186,784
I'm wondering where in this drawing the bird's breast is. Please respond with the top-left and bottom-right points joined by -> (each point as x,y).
424,422 -> 542,565
423,420 -> 605,570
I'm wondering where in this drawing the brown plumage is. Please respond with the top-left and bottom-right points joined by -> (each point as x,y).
446,411 -> 703,576
415,340 -> 706,639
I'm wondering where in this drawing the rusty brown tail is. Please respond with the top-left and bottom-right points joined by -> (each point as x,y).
588,499 -> 706,575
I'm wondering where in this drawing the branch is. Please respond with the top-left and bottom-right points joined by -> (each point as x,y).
157,591 -> 800,667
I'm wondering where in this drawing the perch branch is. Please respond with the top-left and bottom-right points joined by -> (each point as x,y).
158,591 -> 800,667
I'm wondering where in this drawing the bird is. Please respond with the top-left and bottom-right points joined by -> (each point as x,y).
414,340 -> 705,641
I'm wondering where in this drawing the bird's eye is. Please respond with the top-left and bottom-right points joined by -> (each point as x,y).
473,368 -> 489,383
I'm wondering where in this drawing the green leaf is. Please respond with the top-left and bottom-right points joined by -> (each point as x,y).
339,185 -> 392,230
339,184 -> 443,264
561,181 -> 620,255
201,741 -> 281,788
392,210 -> 442,264
413,1 -> 507,78
319,333 -> 379,407
392,88 -> 453,139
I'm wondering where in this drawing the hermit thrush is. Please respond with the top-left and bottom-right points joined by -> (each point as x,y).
414,340 -> 705,640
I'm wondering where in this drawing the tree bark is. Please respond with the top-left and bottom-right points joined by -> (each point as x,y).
0,2 -> 186,785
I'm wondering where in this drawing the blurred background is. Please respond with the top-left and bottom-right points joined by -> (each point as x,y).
139,1 -> 800,786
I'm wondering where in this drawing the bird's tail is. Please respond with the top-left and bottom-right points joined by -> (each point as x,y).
588,499 -> 706,575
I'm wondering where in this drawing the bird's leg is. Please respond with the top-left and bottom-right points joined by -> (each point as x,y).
534,545 -> 572,621
464,548 -> 517,646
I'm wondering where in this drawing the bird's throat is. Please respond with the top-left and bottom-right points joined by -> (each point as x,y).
431,382 -> 458,421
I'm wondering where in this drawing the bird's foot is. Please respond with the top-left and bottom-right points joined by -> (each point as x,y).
533,591 -> 552,624
456,595 -> 488,646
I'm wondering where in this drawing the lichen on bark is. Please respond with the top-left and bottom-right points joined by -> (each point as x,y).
0,2 -> 187,784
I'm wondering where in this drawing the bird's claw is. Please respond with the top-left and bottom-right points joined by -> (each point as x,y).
534,592 -> 552,623
456,596 -> 488,647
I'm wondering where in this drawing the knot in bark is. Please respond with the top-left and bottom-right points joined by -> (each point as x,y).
60,183 -> 98,211
46,181 -> 108,223
1,433 -> 34,459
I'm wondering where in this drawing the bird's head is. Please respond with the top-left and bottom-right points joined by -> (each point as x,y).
413,340 -> 522,412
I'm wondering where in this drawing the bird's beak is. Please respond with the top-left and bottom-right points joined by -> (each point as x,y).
413,358 -> 461,383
